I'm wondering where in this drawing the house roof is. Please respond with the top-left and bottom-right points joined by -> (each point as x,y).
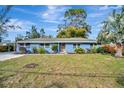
0,42 -> 14,46
17,38 -> 97,44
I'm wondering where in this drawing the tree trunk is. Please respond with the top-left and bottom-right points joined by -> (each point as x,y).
115,47 -> 123,57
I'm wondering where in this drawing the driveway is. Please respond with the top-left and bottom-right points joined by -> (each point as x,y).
0,52 -> 24,61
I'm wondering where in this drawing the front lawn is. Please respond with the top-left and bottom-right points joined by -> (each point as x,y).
0,54 -> 124,88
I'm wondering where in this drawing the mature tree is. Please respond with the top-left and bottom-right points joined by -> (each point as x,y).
0,5 -> 21,42
25,25 -> 40,39
57,8 -> 91,38
15,34 -> 24,41
40,28 -> 45,38
48,35 -> 53,38
25,31 -> 31,39
97,6 -> 124,44
31,25 -> 40,38
0,5 -> 13,42
25,26 -> 46,39
57,26 -> 88,38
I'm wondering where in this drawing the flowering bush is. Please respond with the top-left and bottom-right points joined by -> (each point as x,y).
102,44 -> 116,54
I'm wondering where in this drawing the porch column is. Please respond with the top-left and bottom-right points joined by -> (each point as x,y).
58,43 -> 60,53
24,43 -> 26,48
44,43 -> 45,48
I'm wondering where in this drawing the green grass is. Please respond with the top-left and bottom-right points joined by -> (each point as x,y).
0,54 -> 124,88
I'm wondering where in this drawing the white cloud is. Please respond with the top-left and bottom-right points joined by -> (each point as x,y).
99,5 -> 122,11
42,20 -> 60,24
7,19 -> 35,32
40,5 -> 71,24
88,12 -> 104,18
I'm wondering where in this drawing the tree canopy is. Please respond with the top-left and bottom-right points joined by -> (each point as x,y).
0,6 -> 13,42
0,5 -> 21,42
97,6 -> 124,44
57,8 -> 91,38
25,25 -> 42,39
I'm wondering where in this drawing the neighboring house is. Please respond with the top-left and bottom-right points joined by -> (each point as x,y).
16,38 -> 97,53
0,42 -> 15,52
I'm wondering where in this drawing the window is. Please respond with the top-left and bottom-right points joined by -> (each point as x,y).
73,44 -> 80,48
26,43 -> 30,46
19,43 -> 24,46
26,43 -> 30,48
45,43 -> 50,48
73,44 -> 76,48
77,44 -> 80,48
40,44 -> 44,47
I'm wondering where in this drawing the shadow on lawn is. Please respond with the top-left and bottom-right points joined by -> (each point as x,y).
116,75 -> 124,87
0,73 -> 15,88
44,82 -> 66,88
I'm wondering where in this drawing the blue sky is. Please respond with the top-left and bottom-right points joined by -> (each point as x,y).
0,5 -> 122,41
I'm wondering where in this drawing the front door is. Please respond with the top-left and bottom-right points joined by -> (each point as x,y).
60,43 -> 65,52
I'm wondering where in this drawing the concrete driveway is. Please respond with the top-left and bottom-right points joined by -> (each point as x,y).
0,52 -> 24,61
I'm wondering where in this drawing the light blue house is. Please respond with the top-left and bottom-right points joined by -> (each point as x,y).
16,38 -> 97,53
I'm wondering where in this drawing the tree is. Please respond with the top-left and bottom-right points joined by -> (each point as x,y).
25,26 -> 46,39
40,28 -> 45,38
31,25 -> 40,38
57,8 -> 91,38
57,26 -> 88,38
25,25 -> 40,39
97,6 -> 124,44
0,5 -> 21,42
15,34 -> 24,41
25,31 -> 31,39
0,5 -> 13,42
48,35 -> 53,38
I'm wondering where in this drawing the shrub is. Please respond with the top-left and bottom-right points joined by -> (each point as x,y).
32,47 -> 38,54
96,47 -> 106,54
102,44 -> 115,53
75,48 -> 85,54
51,44 -> 58,53
89,46 -> 97,53
19,47 -> 26,54
0,46 -> 8,52
8,45 -> 14,51
37,48 -> 46,54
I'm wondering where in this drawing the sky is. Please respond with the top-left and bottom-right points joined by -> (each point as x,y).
0,5 -> 123,42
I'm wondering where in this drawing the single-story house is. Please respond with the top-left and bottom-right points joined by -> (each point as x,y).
16,38 -> 97,53
0,42 -> 15,52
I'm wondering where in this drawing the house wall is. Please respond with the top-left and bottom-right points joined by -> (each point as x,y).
16,43 -> 94,53
65,44 -> 74,53
65,43 -> 92,53
16,44 -> 20,52
80,44 -> 91,49
16,43 -> 53,53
